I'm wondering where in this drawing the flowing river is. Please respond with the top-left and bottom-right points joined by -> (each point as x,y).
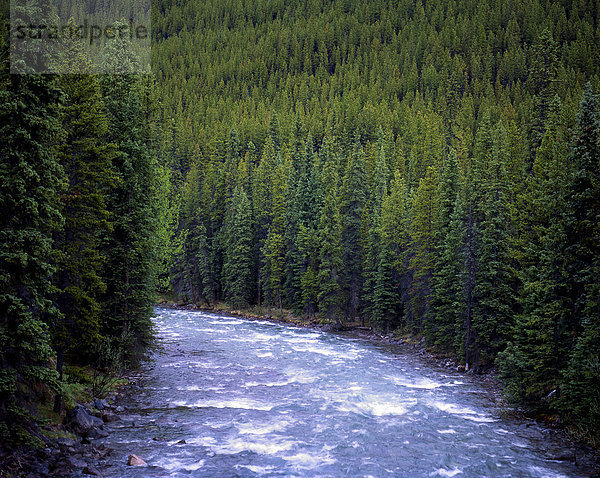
98,307 -> 582,477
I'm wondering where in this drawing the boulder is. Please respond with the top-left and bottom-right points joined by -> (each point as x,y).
101,411 -> 120,423
87,427 -> 109,439
67,456 -> 88,469
56,438 -> 77,448
83,465 -> 103,476
94,398 -> 110,410
66,405 -> 104,435
127,454 -> 147,466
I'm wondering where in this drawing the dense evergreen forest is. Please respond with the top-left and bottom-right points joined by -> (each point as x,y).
0,1 -> 170,446
0,0 -> 599,454
155,0 -> 600,444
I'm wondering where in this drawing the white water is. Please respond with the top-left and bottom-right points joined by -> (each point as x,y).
98,308 -> 582,477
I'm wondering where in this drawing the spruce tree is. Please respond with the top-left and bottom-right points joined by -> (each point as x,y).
427,150 -> 461,350
317,146 -> 344,326
408,165 -> 440,331
253,136 -> 278,305
52,27 -> 117,365
340,140 -> 367,321
176,160 -> 216,305
363,145 -> 388,327
561,84 -> 600,434
498,97 -> 571,405
471,123 -> 514,367
0,73 -> 63,445
317,191 -> 344,327
222,187 -> 254,308
377,171 -> 411,333
100,28 -> 157,360
0,0 -> 64,444
261,154 -> 290,316
528,29 -> 559,163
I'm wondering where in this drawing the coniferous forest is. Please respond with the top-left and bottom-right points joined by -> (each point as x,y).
1,0 -> 600,455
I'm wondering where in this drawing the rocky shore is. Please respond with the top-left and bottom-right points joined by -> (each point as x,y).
0,393 -> 137,477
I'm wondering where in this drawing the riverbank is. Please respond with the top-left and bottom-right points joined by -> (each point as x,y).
0,368 -> 133,477
159,300 -> 600,475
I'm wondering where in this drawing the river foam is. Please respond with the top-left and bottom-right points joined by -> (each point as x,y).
98,308 -> 586,478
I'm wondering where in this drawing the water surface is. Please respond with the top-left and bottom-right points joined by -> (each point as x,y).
99,308 -> 580,477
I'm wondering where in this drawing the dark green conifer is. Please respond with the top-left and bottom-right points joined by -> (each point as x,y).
561,84 -> 600,433
340,140 -> 367,321
100,29 -> 157,360
222,187 -> 254,308
0,73 -> 63,445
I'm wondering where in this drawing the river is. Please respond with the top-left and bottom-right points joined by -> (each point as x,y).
98,307 -> 582,477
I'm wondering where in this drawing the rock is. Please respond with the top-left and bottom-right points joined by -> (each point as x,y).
176,439 -> 186,444
56,438 -> 77,447
127,454 -> 147,466
550,451 -> 575,462
28,461 -> 50,477
52,466 -> 73,476
68,456 -> 88,468
83,465 -> 103,476
94,398 -> 110,410
101,411 -> 120,423
66,405 -> 104,435
87,427 -> 109,439
97,447 -> 114,458
115,406 -> 125,413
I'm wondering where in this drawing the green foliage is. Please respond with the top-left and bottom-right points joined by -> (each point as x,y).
470,122 -> 514,366
0,73 -> 63,445
52,30 -> 117,360
100,34 -> 159,359
317,189 -> 344,325
340,141 -> 367,320
560,83 -> 600,433
222,187 -> 254,308
497,97 -> 571,405
0,0 -> 168,450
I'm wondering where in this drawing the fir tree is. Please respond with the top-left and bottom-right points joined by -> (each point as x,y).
0,73 -> 63,445
498,97 -> 571,405
561,84 -> 600,433
222,187 -> 254,308
100,29 -> 157,360
340,140 -> 367,321
471,122 -> 514,367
